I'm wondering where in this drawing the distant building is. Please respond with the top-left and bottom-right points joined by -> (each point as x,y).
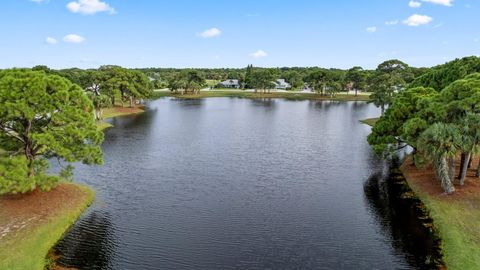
273,79 -> 291,90
302,83 -> 312,92
219,79 -> 241,89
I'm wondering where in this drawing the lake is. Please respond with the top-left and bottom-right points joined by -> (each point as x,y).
55,98 -> 438,269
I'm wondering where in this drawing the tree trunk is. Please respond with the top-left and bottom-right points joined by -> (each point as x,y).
436,157 -> 455,194
381,104 -> 385,115
25,146 -> 36,178
412,148 -> 417,165
476,159 -> 480,178
459,152 -> 471,186
355,88 -> 358,97
129,96 -> 134,108
458,153 -> 466,179
447,157 -> 455,182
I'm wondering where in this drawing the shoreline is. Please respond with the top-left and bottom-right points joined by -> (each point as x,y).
401,157 -> 480,270
152,90 -> 372,101
97,105 -> 145,130
0,183 -> 95,270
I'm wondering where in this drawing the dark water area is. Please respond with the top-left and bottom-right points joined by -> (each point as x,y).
54,98 -> 440,269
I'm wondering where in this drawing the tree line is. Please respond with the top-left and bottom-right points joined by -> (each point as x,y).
368,56 -> 480,194
1,56 -> 478,195
0,65 -> 154,194
32,65 -> 153,120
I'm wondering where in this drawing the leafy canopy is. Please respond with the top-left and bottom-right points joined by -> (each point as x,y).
0,69 -> 104,194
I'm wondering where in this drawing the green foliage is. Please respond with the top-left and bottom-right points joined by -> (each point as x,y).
283,70 -> 304,90
367,86 -> 437,153
100,66 -> 152,106
410,56 -> 480,91
346,66 -> 367,95
369,60 -> 411,114
0,69 -> 104,194
249,69 -> 276,93
418,123 -> 462,162
304,69 -> 344,96
369,66 -> 480,193
0,156 -> 59,195
167,69 -> 206,94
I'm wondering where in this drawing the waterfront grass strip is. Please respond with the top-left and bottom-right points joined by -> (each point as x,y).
401,158 -> 480,270
0,183 -> 95,270
360,117 -> 379,127
153,91 -> 372,101
97,106 -> 145,130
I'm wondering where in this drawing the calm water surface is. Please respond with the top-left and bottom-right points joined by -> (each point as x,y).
55,98 -> 438,269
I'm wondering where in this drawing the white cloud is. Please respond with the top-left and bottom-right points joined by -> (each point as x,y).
250,50 -> 268,58
30,0 -> 47,3
45,37 -> 58,45
421,0 -> 453,6
63,34 -> 85,43
199,28 -> 221,38
474,38 -> 479,43
385,20 -> 399,26
409,1 -> 422,8
66,0 -> 115,15
403,14 -> 433,26
366,26 -> 377,33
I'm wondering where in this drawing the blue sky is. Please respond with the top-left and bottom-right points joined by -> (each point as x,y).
0,0 -> 478,69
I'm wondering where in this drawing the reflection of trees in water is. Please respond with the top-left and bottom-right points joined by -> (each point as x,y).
363,161 -> 441,269
251,98 -> 276,110
308,100 -> 342,111
351,100 -> 369,108
174,98 -> 205,108
109,112 -> 153,131
55,210 -> 115,270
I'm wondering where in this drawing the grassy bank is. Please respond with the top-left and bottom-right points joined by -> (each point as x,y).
97,106 -> 145,130
153,90 -> 372,101
0,183 -> 95,270
401,158 -> 480,270
360,117 -> 379,126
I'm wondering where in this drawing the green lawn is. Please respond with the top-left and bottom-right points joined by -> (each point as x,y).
96,121 -> 113,131
153,90 -> 372,101
96,106 -> 145,130
0,183 -> 95,270
206,79 -> 221,87
402,160 -> 480,270
360,117 -> 379,126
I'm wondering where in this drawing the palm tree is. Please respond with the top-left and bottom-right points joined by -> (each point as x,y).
459,114 -> 480,182
418,123 -> 461,194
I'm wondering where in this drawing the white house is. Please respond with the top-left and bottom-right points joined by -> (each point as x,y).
302,83 -> 313,92
274,79 -> 291,90
219,79 -> 241,89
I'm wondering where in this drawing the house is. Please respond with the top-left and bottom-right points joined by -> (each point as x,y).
218,79 -> 241,89
274,79 -> 291,90
302,83 -> 313,92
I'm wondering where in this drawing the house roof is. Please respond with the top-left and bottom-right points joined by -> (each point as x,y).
275,79 -> 291,87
